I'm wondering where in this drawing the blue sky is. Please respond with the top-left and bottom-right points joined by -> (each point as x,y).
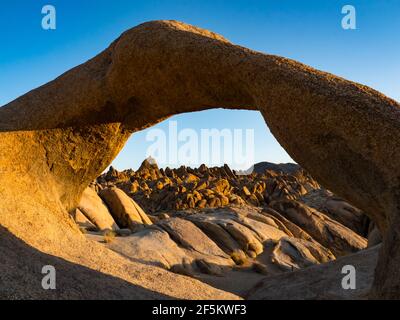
1,1 -> 399,170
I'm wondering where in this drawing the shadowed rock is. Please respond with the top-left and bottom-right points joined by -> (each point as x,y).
0,20 -> 399,298
270,199 -> 367,257
247,245 -> 380,300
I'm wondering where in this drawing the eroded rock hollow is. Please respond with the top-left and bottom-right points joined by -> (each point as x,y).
0,20 -> 399,299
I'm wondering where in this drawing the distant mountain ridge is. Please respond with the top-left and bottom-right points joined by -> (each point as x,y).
108,160 -> 301,175
252,162 -> 300,174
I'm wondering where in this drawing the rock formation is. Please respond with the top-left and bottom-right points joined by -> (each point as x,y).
97,159 -> 319,212
79,187 -> 120,231
247,245 -> 380,300
81,161 -> 367,292
85,160 -> 367,270
0,20 -> 399,298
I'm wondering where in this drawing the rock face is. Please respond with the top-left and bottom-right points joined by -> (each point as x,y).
0,20 -> 399,298
78,187 -> 120,231
84,200 -> 364,286
247,245 -> 380,300
74,208 -> 97,231
271,237 -> 336,271
269,200 -> 367,257
99,187 -> 153,229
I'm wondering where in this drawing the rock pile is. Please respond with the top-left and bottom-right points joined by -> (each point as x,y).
78,159 -> 371,284
97,158 -> 320,213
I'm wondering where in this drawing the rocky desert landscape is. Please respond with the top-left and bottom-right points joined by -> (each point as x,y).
0,20 -> 399,299
76,158 -> 379,298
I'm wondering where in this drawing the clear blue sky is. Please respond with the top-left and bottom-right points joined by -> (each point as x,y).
1,1 -> 399,170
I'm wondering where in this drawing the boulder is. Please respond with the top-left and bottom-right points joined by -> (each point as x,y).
188,218 -> 248,264
78,187 -> 119,231
74,208 -> 97,231
158,218 -> 230,260
221,221 -> 264,256
323,198 -> 368,236
262,207 -> 314,242
99,187 -> 152,230
106,223 -> 234,277
107,227 -> 194,271
271,237 -> 335,271
270,200 -> 367,257
247,245 -> 380,300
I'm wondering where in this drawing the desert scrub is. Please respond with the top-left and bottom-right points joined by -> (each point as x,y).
103,230 -> 116,243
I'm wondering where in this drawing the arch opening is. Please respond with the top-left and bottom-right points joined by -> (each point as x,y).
77,107 -> 378,298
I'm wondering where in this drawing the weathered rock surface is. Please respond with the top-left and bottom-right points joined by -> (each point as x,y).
99,187 -> 152,230
0,20 -> 399,298
301,189 -> 369,237
78,187 -> 119,231
270,200 -> 367,257
271,237 -> 335,271
105,227 -> 194,271
86,213 -> 236,277
74,208 -> 97,231
247,245 -> 380,300
158,218 -> 231,260
84,199 -> 365,284
367,222 -> 382,247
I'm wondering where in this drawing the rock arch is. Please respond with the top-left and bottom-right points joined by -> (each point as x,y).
0,20 -> 399,299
